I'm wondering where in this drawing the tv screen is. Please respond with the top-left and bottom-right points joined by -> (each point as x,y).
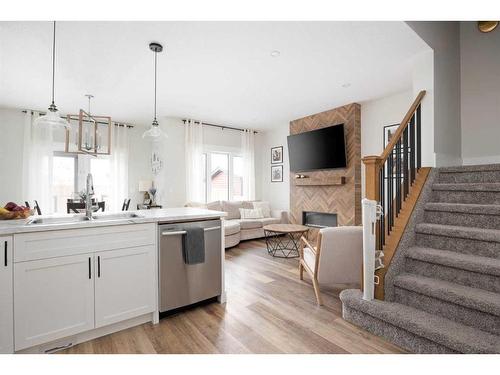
287,124 -> 347,172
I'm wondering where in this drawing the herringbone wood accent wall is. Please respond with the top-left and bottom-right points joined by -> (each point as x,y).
290,103 -> 361,234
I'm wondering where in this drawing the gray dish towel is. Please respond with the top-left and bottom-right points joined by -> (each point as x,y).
182,227 -> 205,264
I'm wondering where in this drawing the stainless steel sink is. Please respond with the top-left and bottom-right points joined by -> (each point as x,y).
27,212 -> 143,225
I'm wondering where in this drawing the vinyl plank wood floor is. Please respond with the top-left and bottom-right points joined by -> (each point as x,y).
61,240 -> 405,354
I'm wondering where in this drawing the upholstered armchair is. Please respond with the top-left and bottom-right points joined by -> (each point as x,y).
299,226 -> 363,305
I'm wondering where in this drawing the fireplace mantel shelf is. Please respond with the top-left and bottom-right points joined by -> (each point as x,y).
294,176 -> 346,186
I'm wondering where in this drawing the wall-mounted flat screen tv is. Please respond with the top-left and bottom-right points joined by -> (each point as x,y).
287,124 -> 347,172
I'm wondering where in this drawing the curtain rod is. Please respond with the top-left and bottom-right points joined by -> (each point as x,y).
22,110 -> 134,128
182,119 -> 257,134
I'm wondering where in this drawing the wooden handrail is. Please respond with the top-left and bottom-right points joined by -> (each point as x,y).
380,90 -> 426,162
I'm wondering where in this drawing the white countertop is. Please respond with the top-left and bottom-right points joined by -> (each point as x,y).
0,207 -> 226,235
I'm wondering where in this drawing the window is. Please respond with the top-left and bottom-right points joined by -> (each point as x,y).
209,153 -> 229,201
202,151 -> 243,203
90,157 -> 111,202
51,153 -> 112,213
52,155 -> 77,213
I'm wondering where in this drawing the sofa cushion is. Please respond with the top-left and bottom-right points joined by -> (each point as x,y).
239,208 -> 265,219
222,201 -> 246,220
206,200 -> 222,211
252,201 -> 271,218
260,217 -> 281,226
239,219 -> 263,230
224,220 -> 241,236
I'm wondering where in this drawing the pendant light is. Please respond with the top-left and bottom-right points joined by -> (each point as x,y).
142,42 -> 167,139
35,21 -> 70,129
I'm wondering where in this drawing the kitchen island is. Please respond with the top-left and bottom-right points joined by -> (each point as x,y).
0,207 -> 226,354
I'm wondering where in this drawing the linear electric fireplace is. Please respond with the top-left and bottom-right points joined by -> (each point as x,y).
302,211 -> 337,228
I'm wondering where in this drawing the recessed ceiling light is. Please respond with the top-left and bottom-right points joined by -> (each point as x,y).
341,83 -> 351,88
270,50 -> 281,57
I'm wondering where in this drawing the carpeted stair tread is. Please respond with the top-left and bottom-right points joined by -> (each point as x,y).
340,289 -> 500,353
432,182 -> 500,192
425,202 -> 500,216
393,274 -> 500,317
416,223 -> 500,243
407,246 -> 500,277
439,164 -> 500,173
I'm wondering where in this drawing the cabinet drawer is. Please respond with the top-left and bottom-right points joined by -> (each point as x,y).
14,223 -> 156,262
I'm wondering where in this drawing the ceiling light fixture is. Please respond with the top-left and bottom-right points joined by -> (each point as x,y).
270,50 -> 281,57
478,21 -> 499,33
35,21 -> 70,130
143,42 -> 167,139
341,83 -> 351,88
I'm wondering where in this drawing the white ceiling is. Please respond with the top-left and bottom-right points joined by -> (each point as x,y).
0,21 -> 428,130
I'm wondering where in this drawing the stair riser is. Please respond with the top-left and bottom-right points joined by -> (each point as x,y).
405,258 -> 500,293
433,190 -> 500,204
439,171 -> 500,184
416,233 -> 500,259
424,210 -> 500,230
342,305 -> 455,353
394,288 -> 500,335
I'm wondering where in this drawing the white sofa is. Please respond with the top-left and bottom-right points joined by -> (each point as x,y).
186,200 -> 289,248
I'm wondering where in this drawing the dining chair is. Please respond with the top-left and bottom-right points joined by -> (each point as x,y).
299,226 -> 363,305
122,199 -> 131,211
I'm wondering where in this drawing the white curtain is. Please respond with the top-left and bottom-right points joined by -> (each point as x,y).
241,129 -> 256,200
22,111 -> 55,214
109,124 -> 130,212
185,119 -> 205,203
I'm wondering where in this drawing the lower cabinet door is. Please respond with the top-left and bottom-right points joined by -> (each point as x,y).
14,254 -> 95,351
0,236 -> 13,353
95,245 -> 156,328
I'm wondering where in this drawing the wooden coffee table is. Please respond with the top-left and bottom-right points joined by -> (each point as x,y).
263,224 -> 310,258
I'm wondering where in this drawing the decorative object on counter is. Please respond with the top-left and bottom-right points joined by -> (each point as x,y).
35,21 -> 71,130
139,180 -> 152,203
0,202 -> 33,220
271,146 -> 283,164
142,42 -> 167,139
65,95 -> 112,155
271,165 -> 283,182
148,184 -> 158,205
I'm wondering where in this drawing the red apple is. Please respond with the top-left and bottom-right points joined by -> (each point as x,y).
4,202 -> 18,211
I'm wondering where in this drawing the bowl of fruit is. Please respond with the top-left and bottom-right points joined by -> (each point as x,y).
0,202 -> 34,220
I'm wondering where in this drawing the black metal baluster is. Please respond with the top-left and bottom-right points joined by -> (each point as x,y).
403,125 -> 409,198
381,164 -> 385,247
388,151 -> 393,233
396,139 -> 401,215
409,114 -> 416,184
416,104 -> 421,169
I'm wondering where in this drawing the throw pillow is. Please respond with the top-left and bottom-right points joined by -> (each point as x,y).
252,201 -> 271,218
239,208 -> 264,220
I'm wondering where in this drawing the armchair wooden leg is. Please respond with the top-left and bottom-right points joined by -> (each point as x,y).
299,262 -> 304,281
312,278 -> 323,306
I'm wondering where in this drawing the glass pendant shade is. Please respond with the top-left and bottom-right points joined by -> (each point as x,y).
142,120 -> 167,139
35,107 -> 70,129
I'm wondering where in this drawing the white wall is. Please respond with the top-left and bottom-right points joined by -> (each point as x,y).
406,21 -> 462,167
0,108 -> 25,205
360,90 -> 414,196
460,21 -> 500,165
257,124 -> 290,211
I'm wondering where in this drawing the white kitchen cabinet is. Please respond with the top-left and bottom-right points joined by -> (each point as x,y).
0,236 -> 13,353
14,253 -> 95,351
95,245 -> 156,328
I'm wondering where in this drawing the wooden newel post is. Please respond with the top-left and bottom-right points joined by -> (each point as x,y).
362,156 -> 383,202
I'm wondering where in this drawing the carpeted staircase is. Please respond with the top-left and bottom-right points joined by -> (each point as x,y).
340,164 -> 500,353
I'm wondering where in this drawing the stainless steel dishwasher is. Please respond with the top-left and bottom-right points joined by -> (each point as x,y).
158,219 -> 222,313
